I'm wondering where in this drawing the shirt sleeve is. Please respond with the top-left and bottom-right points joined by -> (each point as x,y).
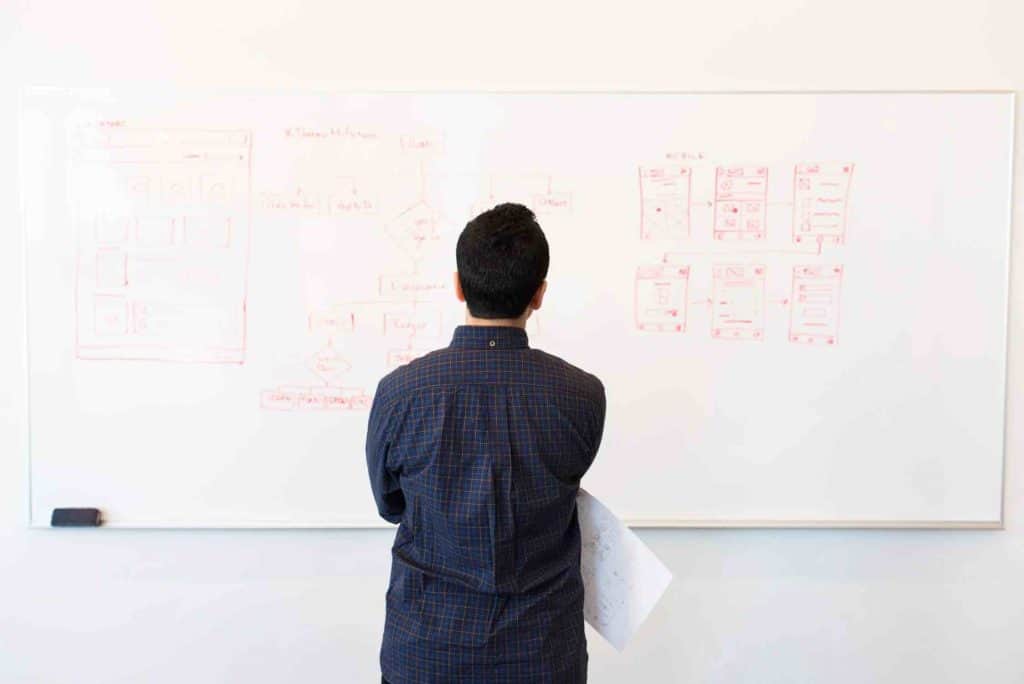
581,379 -> 607,476
592,384 -> 606,457
365,384 -> 405,524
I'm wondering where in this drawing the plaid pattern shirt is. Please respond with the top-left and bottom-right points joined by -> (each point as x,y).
366,325 -> 606,683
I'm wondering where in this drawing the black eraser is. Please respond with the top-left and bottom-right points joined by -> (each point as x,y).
51,508 -> 102,527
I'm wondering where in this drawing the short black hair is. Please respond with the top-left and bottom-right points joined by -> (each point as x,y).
456,203 -> 549,319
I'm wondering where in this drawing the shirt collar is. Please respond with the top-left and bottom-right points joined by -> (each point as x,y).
449,325 -> 530,350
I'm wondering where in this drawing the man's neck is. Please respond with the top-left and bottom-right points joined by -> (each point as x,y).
463,312 -> 529,329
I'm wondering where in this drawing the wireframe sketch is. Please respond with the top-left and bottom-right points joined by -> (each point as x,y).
714,166 -> 768,241
71,126 -> 252,363
789,265 -> 843,345
793,163 -> 854,245
711,264 -> 766,340
639,166 -> 692,240
634,265 -> 690,332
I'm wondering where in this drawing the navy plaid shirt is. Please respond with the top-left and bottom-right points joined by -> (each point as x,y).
366,325 -> 606,683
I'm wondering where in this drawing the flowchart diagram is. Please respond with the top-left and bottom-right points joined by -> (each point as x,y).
258,129 -> 448,411
256,126 -> 569,411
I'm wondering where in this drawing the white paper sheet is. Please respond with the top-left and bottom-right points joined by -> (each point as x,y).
577,488 -> 673,651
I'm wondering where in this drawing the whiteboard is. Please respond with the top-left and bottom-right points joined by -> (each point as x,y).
21,89 -> 1014,528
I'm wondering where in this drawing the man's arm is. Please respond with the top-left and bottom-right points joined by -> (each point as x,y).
590,382 -> 607,463
580,379 -> 607,477
365,386 -> 405,524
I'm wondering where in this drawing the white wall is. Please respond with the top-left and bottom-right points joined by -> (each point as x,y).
1,1 -> 1021,681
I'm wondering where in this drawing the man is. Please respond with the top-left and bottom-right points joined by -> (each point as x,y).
365,202 -> 606,683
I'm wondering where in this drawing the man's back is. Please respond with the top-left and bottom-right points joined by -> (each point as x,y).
367,324 -> 605,683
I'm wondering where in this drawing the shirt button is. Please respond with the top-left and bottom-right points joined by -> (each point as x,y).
489,340 -> 496,347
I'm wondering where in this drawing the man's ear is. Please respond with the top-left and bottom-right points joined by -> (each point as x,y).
530,281 -> 547,311
453,271 -> 466,303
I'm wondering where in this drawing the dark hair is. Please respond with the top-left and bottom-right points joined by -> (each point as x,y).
456,203 -> 549,319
